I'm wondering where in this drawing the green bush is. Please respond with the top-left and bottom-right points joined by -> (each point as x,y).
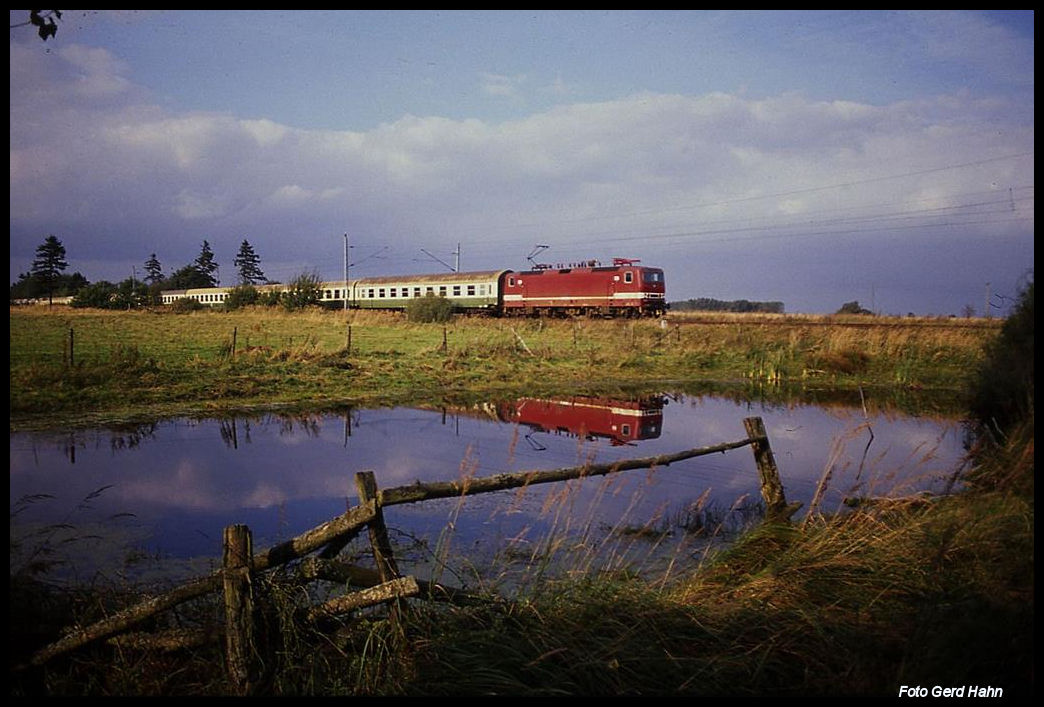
836,300 -> 873,315
281,271 -> 322,311
223,284 -> 259,310
170,297 -> 205,313
407,293 -> 455,323
71,281 -> 118,308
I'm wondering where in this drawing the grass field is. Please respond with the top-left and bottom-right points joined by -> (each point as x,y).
10,305 -> 999,430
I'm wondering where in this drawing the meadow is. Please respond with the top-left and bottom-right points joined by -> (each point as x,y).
9,305 -> 998,430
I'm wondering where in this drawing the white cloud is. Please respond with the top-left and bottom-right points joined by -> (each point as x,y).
59,43 -> 134,98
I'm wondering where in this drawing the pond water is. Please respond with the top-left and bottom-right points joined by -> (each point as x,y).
10,392 -> 969,588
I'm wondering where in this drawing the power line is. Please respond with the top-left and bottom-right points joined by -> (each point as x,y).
443,152 -> 1035,238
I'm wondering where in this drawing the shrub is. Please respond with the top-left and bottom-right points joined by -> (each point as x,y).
71,281 -> 118,308
223,284 -> 259,310
281,271 -> 322,311
836,300 -> 873,315
170,297 -> 205,313
407,293 -> 455,323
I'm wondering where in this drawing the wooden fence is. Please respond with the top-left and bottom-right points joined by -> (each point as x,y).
19,416 -> 798,694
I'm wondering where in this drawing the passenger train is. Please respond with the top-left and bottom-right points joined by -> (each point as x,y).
161,257 -> 667,317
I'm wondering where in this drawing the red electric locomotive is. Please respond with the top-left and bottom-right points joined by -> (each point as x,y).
496,395 -> 665,446
500,258 -> 666,317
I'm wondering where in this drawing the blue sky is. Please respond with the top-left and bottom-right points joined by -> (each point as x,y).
9,10 -> 1034,314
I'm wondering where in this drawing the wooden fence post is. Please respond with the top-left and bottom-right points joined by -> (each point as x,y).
223,524 -> 257,695
355,470 -> 410,633
743,417 -> 796,520
355,471 -> 400,582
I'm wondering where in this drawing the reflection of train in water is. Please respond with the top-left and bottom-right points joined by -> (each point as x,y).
160,258 -> 667,317
495,395 -> 666,446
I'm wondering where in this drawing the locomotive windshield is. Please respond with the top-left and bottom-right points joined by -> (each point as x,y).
643,270 -> 664,283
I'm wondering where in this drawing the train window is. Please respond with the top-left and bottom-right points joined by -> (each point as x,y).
624,271 -> 633,283
426,287 -> 434,295
452,285 -> 461,296
508,277 -> 515,287
467,285 -> 475,296
413,287 -> 421,297
367,289 -> 374,298
643,271 -> 664,283
390,288 -> 397,297
379,288 -> 386,298
439,286 -> 447,296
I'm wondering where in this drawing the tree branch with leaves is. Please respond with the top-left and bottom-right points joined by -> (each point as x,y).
11,10 -> 63,41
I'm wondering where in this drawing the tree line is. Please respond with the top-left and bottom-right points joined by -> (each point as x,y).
669,297 -> 786,314
8,235 -> 314,310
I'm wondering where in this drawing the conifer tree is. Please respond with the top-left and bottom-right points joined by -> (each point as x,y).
233,239 -> 266,285
30,234 -> 68,305
193,240 -> 219,287
144,253 -> 164,284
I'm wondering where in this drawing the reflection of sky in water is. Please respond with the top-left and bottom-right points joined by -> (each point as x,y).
10,395 -> 967,582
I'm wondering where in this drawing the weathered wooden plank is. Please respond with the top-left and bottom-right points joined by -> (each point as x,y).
379,438 -> 756,507
107,628 -> 217,652
252,499 -> 377,571
302,576 -> 421,623
28,573 -> 223,667
297,557 -> 500,608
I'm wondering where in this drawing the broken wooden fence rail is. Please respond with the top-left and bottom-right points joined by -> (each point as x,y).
380,433 -> 756,506
25,500 -> 379,668
23,415 -> 793,676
